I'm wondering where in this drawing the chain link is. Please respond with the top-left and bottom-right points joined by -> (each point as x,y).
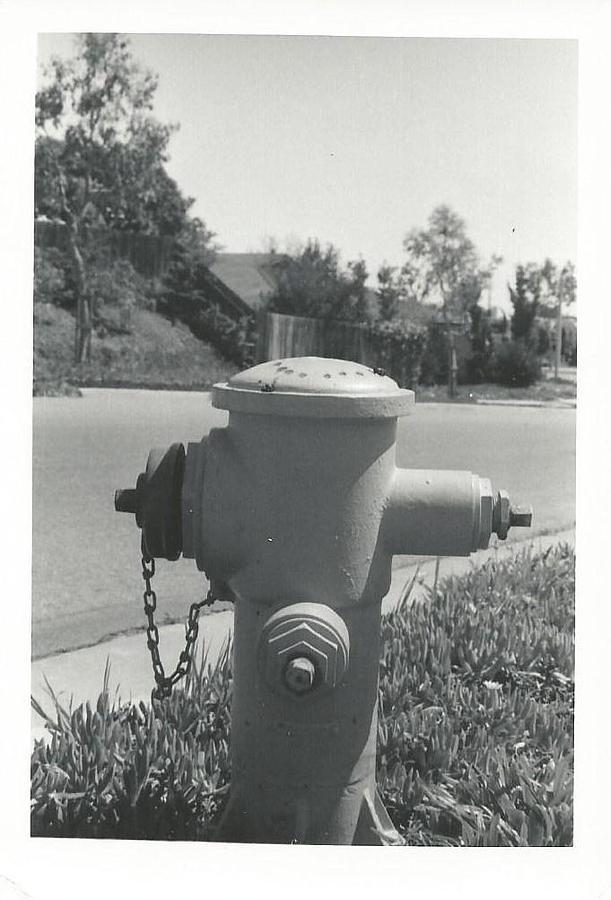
141,554 -> 217,700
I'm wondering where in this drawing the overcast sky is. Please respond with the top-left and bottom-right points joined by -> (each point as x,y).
37,33 -> 577,313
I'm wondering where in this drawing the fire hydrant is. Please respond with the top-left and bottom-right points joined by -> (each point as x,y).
115,356 -> 532,845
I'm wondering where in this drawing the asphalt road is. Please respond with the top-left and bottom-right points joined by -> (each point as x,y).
32,389 -> 575,658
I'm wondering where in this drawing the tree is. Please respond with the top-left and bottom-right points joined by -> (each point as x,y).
466,301 -> 495,383
376,264 -> 402,322
508,259 -> 576,376
400,205 -> 501,322
35,33 -> 203,361
540,259 -> 577,377
508,264 -> 543,343
266,240 -> 371,323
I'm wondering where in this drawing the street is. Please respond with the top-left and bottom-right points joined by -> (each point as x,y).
32,389 -> 575,658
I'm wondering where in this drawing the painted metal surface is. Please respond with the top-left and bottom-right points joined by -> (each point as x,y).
115,355 -> 532,844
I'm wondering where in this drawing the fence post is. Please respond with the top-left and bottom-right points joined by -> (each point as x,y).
256,310 -> 269,363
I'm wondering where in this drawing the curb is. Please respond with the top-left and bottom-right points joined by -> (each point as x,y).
475,398 -> 576,409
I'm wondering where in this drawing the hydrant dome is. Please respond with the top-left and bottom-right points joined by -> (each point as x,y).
212,357 -> 415,418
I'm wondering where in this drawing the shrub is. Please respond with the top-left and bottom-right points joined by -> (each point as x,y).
188,304 -> 256,369
34,246 -> 72,307
465,303 -> 495,384
31,544 -> 574,845
419,322 -> 450,385
159,291 -> 256,368
491,339 -> 542,387
84,253 -> 158,336
357,320 -> 426,389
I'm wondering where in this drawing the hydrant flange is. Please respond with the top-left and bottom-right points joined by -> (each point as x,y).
259,602 -> 350,697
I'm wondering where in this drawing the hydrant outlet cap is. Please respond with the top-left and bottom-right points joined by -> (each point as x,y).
212,357 -> 414,418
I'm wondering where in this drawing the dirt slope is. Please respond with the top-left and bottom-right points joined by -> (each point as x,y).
34,303 -> 238,394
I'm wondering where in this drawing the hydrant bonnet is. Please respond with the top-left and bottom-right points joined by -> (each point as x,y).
212,356 -> 415,418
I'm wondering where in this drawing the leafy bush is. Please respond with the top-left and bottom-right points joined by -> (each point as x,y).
491,339 -> 542,387
31,544 -> 574,845
34,246 -> 72,307
359,320 -> 427,389
464,302 -> 495,384
187,302 -> 256,369
266,240 -> 370,323
34,240 -> 158,336
159,291 -> 255,369
419,322 -> 450,385
87,257 -> 157,335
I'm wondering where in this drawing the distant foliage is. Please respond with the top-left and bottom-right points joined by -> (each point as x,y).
266,240 -> 371,323
187,304 -> 256,369
35,34 -> 190,237
509,265 -> 542,344
491,339 -> 542,387
401,205 -> 501,320
362,320 -> 427,389
465,302 -> 495,383
34,246 -> 71,307
32,544 -> 574,845
34,244 -> 157,336
375,264 -> 402,322
35,33 -> 216,362
419,322 -> 450,385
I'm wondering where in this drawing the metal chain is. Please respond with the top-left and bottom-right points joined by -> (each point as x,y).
141,554 -> 217,700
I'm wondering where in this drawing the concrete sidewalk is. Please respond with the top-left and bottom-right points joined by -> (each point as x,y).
31,528 -> 574,743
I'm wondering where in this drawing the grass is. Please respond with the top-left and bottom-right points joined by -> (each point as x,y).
31,543 -> 574,845
416,377 -> 576,404
33,302 -> 238,396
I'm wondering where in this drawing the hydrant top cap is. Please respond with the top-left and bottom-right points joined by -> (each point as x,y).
212,357 -> 415,419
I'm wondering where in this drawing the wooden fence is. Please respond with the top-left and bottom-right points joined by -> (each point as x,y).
34,220 -> 174,279
256,311 -> 426,388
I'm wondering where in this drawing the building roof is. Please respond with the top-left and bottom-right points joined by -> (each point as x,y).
207,253 -> 281,312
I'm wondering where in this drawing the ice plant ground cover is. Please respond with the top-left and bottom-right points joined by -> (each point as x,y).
31,543 -> 574,845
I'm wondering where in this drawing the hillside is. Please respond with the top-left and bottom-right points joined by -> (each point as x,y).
33,303 -> 239,395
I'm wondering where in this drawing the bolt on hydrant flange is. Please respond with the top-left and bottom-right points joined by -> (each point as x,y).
284,657 -> 316,694
114,356 -> 533,845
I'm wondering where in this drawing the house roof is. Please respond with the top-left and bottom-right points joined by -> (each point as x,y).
207,253 -> 445,329
208,253 -> 282,312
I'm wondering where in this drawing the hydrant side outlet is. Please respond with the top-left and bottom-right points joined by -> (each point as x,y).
383,469 -> 495,556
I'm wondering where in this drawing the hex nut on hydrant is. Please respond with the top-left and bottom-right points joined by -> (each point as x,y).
114,355 -> 533,845
284,657 -> 316,694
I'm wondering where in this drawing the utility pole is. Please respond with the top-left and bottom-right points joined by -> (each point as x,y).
448,330 -> 458,399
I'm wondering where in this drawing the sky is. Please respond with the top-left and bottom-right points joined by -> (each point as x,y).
37,33 -> 577,313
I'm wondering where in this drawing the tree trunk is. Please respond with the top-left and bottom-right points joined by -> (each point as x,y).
55,165 -> 92,364
67,227 -> 91,364
554,298 -> 562,380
